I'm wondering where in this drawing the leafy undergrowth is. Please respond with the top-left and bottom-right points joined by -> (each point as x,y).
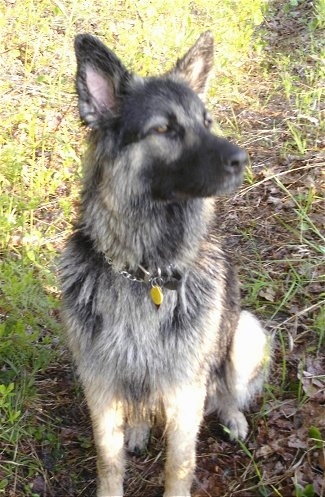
0,0 -> 324,496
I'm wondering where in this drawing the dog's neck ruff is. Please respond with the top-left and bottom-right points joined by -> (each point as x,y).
104,255 -> 182,307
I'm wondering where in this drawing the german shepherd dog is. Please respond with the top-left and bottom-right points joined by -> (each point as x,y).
60,32 -> 269,497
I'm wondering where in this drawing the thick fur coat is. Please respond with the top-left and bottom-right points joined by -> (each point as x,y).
60,32 -> 269,497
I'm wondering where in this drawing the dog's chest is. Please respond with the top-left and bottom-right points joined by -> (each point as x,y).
92,277 -> 213,395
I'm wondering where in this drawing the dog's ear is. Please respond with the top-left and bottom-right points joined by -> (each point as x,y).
74,35 -> 131,126
170,31 -> 214,100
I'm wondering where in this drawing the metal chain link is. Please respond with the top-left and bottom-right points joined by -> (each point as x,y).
104,254 -> 178,288
105,255 -> 160,284
119,270 -> 143,283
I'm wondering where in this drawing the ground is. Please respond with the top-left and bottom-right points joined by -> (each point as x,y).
0,0 -> 324,496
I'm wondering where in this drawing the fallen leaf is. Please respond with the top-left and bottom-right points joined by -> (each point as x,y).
259,287 -> 276,302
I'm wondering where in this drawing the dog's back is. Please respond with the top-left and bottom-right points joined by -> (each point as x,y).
60,32 -> 270,497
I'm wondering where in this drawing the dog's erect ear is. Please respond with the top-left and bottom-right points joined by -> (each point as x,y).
170,31 -> 214,100
74,35 -> 131,126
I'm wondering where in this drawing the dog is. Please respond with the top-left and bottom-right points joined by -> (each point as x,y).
60,31 -> 270,497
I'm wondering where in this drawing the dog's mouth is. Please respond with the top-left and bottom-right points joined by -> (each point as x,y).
173,173 -> 244,200
151,159 -> 246,201
200,169 -> 246,196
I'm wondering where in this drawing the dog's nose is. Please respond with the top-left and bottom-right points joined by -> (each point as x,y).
226,149 -> 248,171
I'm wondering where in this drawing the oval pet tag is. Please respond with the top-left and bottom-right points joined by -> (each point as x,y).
150,285 -> 164,306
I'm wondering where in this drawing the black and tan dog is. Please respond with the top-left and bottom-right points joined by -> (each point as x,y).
60,32 -> 270,497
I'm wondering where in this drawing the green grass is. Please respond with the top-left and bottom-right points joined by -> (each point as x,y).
0,0 -> 324,495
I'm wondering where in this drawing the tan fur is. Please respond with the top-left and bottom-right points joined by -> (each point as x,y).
60,31 -> 271,497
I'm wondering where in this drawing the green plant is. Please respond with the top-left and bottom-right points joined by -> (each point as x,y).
0,383 -> 21,427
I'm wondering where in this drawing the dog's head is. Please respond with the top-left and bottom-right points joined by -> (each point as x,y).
74,32 -> 247,200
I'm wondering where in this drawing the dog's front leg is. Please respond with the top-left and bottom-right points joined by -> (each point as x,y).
90,399 -> 125,497
163,383 -> 206,497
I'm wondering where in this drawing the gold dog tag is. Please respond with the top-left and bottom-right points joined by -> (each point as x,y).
150,285 -> 163,307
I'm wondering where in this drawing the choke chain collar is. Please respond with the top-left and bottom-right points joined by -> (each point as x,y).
104,256 -> 182,308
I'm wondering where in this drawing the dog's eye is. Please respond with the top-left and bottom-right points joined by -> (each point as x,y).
204,113 -> 213,129
152,124 -> 169,134
147,122 -> 179,138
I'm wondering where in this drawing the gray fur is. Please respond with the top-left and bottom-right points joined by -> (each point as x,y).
60,32 -> 270,496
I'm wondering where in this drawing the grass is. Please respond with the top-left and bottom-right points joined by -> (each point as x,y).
0,0 -> 324,495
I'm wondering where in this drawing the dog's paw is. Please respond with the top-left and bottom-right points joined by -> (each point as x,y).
225,411 -> 248,441
125,423 -> 150,454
